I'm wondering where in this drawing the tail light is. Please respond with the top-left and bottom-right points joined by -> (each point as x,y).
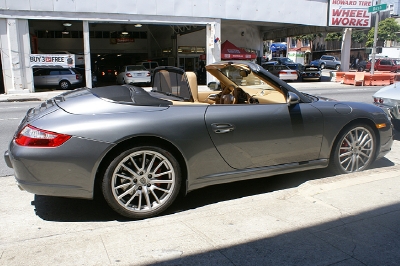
101,71 -> 105,76
147,72 -> 151,77
76,74 -> 80,80
114,71 -> 118,76
279,71 -> 285,75
291,71 -> 297,75
126,73 -> 132,77
15,125 -> 71,147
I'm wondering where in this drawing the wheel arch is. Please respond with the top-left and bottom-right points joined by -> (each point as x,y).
329,118 -> 381,160
93,136 -> 188,200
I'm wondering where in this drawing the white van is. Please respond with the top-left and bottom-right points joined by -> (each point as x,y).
139,61 -> 159,75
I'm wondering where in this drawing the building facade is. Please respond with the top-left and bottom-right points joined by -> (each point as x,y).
0,0 -> 330,94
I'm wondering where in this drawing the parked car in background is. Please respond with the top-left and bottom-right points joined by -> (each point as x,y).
75,67 -> 98,87
310,55 -> 341,70
300,65 -> 321,81
97,65 -> 118,81
261,63 -> 298,81
365,58 -> 400,72
6,61 -> 393,220
269,57 -> 303,74
356,60 -> 368,72
33,68 -> 83,90
139,61 -> 159,76
116,65 -> 151,85
373,82 -> 400,130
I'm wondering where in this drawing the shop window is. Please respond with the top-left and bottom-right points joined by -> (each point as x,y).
291,38 -> 296,48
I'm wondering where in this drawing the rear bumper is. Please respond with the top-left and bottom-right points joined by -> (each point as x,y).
4,150 -> 12,168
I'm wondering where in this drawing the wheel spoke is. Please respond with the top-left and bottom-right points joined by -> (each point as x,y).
125,191 -> 140,207
153,169 -> 173,178
150,188 -> 161,204
121,163 -> 140,179
152,186 -> 170,193
143,187 -> 152,210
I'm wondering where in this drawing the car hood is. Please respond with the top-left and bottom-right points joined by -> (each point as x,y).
373,83 -> 400,100
52,86 -> 171,115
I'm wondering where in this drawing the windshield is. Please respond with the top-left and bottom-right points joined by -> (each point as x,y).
127,65 -> 147,71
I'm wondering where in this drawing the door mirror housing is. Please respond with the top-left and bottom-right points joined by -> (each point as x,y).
287,91 -> 300,106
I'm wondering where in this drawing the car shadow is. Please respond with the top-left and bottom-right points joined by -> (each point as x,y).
32,156 -> 395,222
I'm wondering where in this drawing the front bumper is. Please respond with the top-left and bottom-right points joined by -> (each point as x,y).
373,102 -> 399,120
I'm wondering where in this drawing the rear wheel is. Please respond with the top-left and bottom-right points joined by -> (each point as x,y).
59,80 -> 71,90
102,146 -> 181,219
335,64 -> 340,71
330,124 -> 376,174
320,63 -> 325,69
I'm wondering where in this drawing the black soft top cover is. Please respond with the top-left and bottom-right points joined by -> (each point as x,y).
90,85 -> 172,106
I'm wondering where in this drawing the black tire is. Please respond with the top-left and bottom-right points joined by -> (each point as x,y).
330,124 -> 376,174
320,63 -> 325,70
357,66 -> 365,72
102,146 -> 181,219
335,64 -> 340,71
59,80 -> 71,90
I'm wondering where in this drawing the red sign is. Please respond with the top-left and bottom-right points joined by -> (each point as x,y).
329,0 -> 373,28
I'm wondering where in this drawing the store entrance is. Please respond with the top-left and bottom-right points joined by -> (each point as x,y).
179,57 -> 199,72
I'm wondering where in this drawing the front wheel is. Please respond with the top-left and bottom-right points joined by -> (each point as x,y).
102,146 -> 181,219
330,124 -> 376,174
320,63 -> 325,69
335,64 -> 340,71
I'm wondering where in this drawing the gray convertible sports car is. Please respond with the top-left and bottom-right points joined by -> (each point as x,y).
4,61 -> 394,219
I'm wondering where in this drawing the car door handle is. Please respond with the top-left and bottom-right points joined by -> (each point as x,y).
211,123 -> 235,134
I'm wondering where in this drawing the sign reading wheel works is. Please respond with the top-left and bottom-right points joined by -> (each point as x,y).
329,0 -> 373,28
30,54 -> 75,68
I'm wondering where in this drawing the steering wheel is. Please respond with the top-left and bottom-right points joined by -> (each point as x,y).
220,84 -> 237,104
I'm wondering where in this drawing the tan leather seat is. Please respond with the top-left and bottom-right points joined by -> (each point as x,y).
185,72 -> 199,102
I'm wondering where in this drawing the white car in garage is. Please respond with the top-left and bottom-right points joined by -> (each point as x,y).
116,65 -> 151,85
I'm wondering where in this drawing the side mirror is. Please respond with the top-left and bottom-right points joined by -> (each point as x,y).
208,81 -> 221,91
287,91 -> 300,106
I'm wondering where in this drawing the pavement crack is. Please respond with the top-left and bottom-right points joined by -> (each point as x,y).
100,235 -> 112,265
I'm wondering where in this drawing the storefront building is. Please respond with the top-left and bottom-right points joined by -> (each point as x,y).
0,0 -> 330,94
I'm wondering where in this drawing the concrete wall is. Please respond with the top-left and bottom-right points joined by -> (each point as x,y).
0,0 -> 328,27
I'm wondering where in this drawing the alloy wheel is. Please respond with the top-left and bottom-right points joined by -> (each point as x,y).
337,126 -> 374,173
110,150 -> 177,213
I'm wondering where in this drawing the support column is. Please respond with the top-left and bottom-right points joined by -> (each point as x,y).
82,21 -> 92,88
0,18 -> 33,94
340,28 -> 352,72
206,20 -> 221,84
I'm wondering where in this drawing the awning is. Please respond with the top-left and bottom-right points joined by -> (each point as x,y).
221,40 -> 257,60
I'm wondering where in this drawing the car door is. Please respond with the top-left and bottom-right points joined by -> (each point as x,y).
46,69 -> 62,86
205,102 -> 324,169
33,69 -> 48,86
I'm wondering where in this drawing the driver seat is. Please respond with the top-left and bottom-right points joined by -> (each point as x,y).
185,72 -> 199,102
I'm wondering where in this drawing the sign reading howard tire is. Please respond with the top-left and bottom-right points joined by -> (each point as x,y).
329,0 -> 373,28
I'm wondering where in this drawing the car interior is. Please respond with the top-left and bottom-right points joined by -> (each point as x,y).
151,63 -> 286,106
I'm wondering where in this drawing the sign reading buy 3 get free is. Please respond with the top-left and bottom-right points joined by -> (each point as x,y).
329,0 -> 373,28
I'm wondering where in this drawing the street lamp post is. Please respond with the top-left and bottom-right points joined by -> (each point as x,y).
371,0 -> 381,75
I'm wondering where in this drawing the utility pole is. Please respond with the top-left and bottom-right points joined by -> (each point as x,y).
371,0 -> 381,75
